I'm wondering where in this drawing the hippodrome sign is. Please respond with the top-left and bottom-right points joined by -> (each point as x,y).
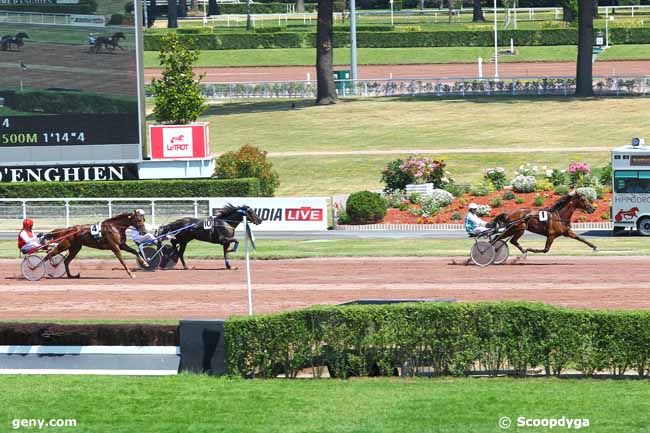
0,0 -> 144,176
209,198 -> 329,231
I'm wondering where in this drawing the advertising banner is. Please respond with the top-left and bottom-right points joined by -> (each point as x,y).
209,197 -> 329,231
150,123 -> 210,159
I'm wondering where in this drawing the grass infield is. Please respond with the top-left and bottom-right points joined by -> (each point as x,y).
0,376 -> 647,433
1,237 -> 647,260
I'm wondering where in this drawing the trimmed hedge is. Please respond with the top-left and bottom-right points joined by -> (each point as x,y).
225,302 -> 650,379
5,90 -> 137,115
0,178 -> 261,198
0,323 -> 178,346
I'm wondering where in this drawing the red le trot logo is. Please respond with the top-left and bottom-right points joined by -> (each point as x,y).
285,207 -> 323,221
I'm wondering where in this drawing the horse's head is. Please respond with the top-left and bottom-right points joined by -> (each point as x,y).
114,32 -> 125,40
572,192 -> 596,214
130,209 -> 147,234
240,205 -> 262,225
16,32 -> 28,39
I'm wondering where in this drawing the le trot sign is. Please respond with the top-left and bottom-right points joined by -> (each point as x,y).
149,123 -> 210,159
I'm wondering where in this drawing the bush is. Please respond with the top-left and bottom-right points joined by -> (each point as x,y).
469,183 -> 490,197
549,168 -> 567,187
533,195 -> 545,206
345,191 -> 388,224
451,211 -> 461,221
108,13 -> 124,25
219,3 -> 292,13
444,182 -> 469,197
399,156 -> 451,188
0,0 -> 96,13
502,190 -> 516,201
576,187 -> 597,202
0,178 -> 261,198
554,185 -> 569,196
511,175 -> 536,193
475,204 -> 492,217
384,191 -> 408,209
484,167 -> 507,190
567,162 -> 591,188
428,189 -> 454,208
535,179 -> 554,192
381,158 -> 414,192
598,163 -> 613,186
489,198 -> 502,208
214,145 -> 280,197
226,302 -> 650,379
415,197 -> 440,218
515,197 -> 525,204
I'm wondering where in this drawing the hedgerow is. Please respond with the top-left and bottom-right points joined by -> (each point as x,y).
225,302 -> 650,379
0,178 -> 261,198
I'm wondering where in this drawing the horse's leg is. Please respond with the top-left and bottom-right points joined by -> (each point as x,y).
177,240 -> 189,270
565,230 -> 598,251
109,243 -> 135,278
508,229 -> 528,255
120,244 -> 149,268
525,235 -> 558,254
62,243 -> 82,279
223,243 -> 232,270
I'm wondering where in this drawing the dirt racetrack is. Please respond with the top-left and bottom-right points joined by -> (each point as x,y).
2,256 -> 649,320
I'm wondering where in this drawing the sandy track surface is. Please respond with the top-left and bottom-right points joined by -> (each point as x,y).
145,60 -> 650,83
2,256 -> 648,320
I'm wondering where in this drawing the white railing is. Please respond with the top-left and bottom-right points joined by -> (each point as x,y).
200,76 -> 650,101
0,10 -> 72,26
0,197 -> 213,231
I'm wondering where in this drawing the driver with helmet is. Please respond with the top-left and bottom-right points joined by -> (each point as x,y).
464,203 -> 491,236
17,219 -> 45,254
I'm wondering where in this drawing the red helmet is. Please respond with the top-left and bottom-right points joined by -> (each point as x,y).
22,219 -> 33,230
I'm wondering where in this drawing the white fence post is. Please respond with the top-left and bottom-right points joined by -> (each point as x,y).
150,201 -> 156,226
65,200 -> 70,227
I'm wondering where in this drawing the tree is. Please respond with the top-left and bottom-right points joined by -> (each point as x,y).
167,0 -> 177,28
561,0 -> 577,22
214,145 -> 280,196
316,0 -> 337,105
208,0 -> 219,16
297,0 -> 305,13
472,0 -> 485,22
575,0 -> 595,97
150,34 -> 206,124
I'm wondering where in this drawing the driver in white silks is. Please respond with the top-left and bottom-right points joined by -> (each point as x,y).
464,203 -> 492,236
125,209 -> 158,261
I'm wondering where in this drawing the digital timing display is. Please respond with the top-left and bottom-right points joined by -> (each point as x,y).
630,155 -> 650,166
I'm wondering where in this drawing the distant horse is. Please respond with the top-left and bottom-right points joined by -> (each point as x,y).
43,210 -> 148,279
0,32 -> 29,51
156,204 -> 262,270
492,192 -> 597,255
90,32 -> 125,53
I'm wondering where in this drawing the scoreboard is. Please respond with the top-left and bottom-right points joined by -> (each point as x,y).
0,0 -> 144,174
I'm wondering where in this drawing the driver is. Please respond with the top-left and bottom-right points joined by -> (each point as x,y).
464,203 -> 491,236
88,33 -> 96,45
17,219 -> 45,254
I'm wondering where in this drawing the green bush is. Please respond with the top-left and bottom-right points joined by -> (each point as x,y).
346,191 -> 387,224
177,27 -> 213,34
381,158 -> 414,193
218,32 -> 305,49
534,195 -> 545,206
5,90 -> 136,114
108,13 -> 124,25
469,183 -> 490,197
554,185 -> 570,195
225,302 -> 650,379
598,162 -> 613,186
0,178 -> 261,198
502,190 -> 516,201
214,145 -> 280,197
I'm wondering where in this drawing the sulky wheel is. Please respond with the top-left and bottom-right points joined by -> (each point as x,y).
137,246 -> 161,272
21,255 -> 46,281
470,241 -> 496,267
159,245 -> 179,270
44,254 -> 66,278
492,240 -> 510,265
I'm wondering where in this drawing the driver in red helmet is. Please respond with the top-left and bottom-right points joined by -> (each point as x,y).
18,219 -> 44,254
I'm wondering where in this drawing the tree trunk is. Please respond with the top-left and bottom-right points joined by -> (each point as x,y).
448,0 -> 453,23
562,2 -> 575,22
472,0 -> 485,21
208,0 -> 219,15
167,0 -> 178,28
575,0 -> 594,97
592,0 -> 599,18
179,0 -> 188,17
419,0 -> 425,10
147,0 -> 157,27
297,0 -> 305,13
316,0 -> 337,105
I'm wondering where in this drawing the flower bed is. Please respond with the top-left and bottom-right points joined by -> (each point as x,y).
381,191 -> 612,225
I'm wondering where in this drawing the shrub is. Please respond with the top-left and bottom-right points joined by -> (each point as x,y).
469,183 -> 490,197
451,211 -> 462,221
549,168 -> 567,187
384,191 -> 408,209
399,156 -> 451,187
554,185 -> 569,195
598,163 -> 613,186
475,204 -> 492,217
0,178 -> 261,198
514,163 -> 538,177
415,197 -> 440,218
345,191 -> 388,224
567,162 -> 591,188
108,13 -> 124,25
484,167 -> 507,190
502,190 -> 516,201
428,189 -> 454,208
533,195 -> 545,206
489,198 -> 502,208
381,158 -> 414,192
511,175 -> 536,193
408,192 -> 420,205
214,145 -> 280,196
576,187 -> 597,202
444,182 -> 469,197
515,197 -> 525,204
535,179 -> 554,192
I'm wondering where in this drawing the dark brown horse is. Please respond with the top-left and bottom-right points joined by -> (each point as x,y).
91,32 -> 125,53
492,192 -> 598,255
43,210 -> 147,279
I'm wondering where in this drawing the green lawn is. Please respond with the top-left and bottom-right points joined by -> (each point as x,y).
3,236 -> 646,260
1,376 -> 648,433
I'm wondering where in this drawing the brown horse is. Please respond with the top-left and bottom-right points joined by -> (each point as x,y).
492,192 -> 598,255
43,210 -> 147,279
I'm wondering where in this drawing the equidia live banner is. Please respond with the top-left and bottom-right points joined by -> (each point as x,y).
209,197 -> 329,231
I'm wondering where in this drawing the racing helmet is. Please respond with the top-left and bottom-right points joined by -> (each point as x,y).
22,218 -> 33,230
468,203 -> 478,210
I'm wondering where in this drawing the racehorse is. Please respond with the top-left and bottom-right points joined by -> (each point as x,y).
156,204 -> 262,270
492,192 -> 597,255
43,210 -> 147,279
0,32 -> 29,51
91,32 -> 125,53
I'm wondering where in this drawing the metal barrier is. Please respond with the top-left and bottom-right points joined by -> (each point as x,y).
201,76 -> 650,101
0,198 -> 212,231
